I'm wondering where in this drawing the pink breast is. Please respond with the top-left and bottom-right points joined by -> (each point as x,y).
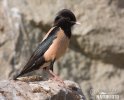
44,29 -> 70,61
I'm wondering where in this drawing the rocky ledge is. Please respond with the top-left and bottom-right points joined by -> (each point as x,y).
0,77 -> 85,100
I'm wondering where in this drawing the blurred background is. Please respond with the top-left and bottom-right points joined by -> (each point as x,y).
0,0 -> 124,99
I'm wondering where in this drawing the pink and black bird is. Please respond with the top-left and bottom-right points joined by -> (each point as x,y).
14,9 -> 80,80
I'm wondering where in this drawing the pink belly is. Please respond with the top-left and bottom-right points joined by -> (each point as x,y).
44,36 -> 69,61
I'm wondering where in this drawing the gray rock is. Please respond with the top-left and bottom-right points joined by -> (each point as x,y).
0,79 -> 85,100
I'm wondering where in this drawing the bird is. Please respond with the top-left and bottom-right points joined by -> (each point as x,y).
13,9 -> 80,81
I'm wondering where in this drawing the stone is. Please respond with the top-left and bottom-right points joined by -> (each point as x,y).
0,79 -> 86,100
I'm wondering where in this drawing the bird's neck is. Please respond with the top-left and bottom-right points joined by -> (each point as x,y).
54,21 -> 72,38
55,24 -> 72,38
61,27 -> 72,38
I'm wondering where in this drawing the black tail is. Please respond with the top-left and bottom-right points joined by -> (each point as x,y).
13,57 -> 45,80
13,73 -> 22,80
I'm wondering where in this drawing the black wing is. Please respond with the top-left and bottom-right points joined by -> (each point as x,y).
29,26 -> 59,62
14,27 -> 60,79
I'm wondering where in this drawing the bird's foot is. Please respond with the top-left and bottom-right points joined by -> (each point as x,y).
43,68 -> 66,87
49,70 -> 65,87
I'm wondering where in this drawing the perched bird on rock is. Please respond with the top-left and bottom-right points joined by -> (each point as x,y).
14,9 -> 80,82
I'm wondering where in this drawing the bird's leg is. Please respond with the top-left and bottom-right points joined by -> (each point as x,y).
49,70 -> 64,84
49,59 -> 65,86
49,59 -> 55,72
43,59 -> 65,86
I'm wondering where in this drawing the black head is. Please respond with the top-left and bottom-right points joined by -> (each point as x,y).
54,9 -> 77,38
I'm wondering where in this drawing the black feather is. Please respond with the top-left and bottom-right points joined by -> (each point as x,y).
14,27 -> 60,79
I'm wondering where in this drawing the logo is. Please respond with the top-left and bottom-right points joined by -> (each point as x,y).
90,88 -> 120,100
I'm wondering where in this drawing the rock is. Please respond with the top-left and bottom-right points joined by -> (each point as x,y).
0,0 -> 124,99
0,79 -> 85,100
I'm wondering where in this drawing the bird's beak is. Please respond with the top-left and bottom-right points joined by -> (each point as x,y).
70,21 -> 81,25
75,22 -> 81,25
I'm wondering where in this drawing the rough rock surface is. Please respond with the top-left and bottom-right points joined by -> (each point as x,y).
0,0 -> 124,99
0,79 -> 85,100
